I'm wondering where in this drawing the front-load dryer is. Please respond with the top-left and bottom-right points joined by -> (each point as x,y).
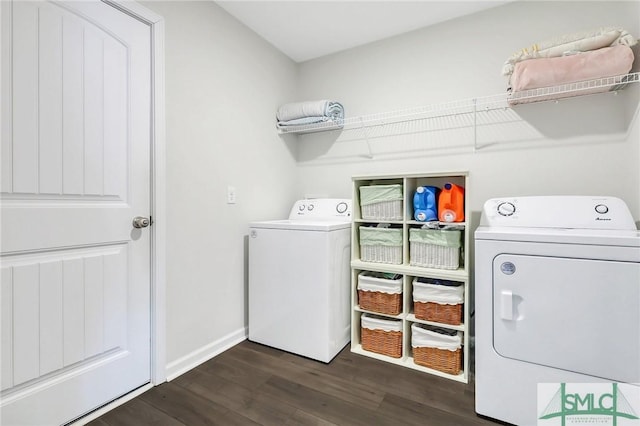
475,196 -> 640,425
248,199 -> 352,363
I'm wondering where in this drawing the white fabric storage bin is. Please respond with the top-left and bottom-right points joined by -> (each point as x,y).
361,313 -> 403,332
411,324 -> 462,351
359,226 -> 402,264
358,272 -> 403,294
409,228 -> 461,269
412,280 -> 464,305
359,184 -> 403,221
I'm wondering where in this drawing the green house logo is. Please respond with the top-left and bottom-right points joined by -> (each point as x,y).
539,383 -> 639,425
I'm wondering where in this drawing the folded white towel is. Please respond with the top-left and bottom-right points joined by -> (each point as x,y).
276,116 -> 332,128
276,100 -> 344,123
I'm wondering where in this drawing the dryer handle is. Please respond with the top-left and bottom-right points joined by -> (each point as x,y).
500,290 -> 513,320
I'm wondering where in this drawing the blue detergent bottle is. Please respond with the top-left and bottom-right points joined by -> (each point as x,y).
413,186 -> 438,221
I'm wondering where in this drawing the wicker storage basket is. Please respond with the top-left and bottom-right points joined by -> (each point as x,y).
414,346 -> 462,375
411,324 -> 462,375
359,226 -> 402,264
361,314 -> 403,358
359,184 -> 403,221
414,302 -> 462,325
413,278 -> 464,325
358,272 -> 402,315
409,228 -> 462,269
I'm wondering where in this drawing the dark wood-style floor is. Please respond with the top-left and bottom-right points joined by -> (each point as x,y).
89,340 -> 501,426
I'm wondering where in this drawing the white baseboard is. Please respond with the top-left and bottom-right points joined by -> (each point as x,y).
165,327 -> 247,382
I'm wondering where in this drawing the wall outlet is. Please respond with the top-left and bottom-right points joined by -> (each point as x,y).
227,186 -> 237,204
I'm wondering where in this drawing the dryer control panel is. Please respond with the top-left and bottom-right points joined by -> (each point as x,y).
481,196 -> 637,230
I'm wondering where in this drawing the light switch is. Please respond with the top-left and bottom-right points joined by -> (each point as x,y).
227,186 -> 237,204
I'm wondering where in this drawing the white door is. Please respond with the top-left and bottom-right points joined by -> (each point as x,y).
1,1 -> 152,424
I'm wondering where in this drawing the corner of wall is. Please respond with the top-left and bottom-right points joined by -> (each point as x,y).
165,327 -> 247,382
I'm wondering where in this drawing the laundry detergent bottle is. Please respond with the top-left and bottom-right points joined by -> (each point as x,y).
413,186 -> 438,221
438,183 -> 464,222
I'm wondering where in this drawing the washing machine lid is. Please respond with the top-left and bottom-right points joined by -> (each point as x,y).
249,219 -> 350,231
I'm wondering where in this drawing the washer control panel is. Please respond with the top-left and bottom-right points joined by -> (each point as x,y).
289,199 -> 352,220
481,196 -> 637,230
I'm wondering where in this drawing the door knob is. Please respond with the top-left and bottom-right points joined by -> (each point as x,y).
132,216 -> 151,228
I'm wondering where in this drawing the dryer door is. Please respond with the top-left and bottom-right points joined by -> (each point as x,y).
493,254 -> 640,383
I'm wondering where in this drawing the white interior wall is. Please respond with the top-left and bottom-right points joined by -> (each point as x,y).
138,0 -> 640,379
294,1 -> 640,221
141,1 -> 299,376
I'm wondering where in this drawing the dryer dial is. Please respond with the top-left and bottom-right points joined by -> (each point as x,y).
497,202 -> 516,217
594,204 -> 609,214
336,202 -> 348,214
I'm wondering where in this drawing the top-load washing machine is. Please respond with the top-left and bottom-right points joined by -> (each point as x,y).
475,196 -> 640,426
248,199 -> 352,363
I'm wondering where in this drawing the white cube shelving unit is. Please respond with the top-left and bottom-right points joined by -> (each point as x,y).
351,171 -> 470,383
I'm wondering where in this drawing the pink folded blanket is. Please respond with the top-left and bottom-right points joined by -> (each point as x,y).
509,44 -> 634,104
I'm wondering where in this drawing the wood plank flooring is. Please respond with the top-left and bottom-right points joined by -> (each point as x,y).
89,340 -> 503,426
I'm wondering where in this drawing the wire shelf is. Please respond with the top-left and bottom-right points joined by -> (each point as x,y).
277,73 -> 639,135
507,72 -> 639,104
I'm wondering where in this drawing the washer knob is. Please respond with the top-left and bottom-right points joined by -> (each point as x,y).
594,204 -> 609,214
497,202 -> 516,216
298,204 -> 305,211
336,202 -> 348,214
